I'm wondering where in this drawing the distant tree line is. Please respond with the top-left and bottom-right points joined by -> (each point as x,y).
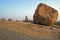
0,16 -> 33,23
0,16 -> 60,26
0,18 -> 13,21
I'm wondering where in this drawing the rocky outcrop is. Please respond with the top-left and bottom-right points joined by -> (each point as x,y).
33,3 -> 58,26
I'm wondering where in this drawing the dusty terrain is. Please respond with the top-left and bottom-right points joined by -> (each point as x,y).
0,20 -> 60,40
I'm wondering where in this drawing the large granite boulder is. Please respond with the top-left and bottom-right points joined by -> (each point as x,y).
33,3 -> 58,26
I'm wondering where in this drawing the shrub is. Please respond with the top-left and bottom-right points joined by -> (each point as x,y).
1,18 -> 6,21
28,20 -> 33,23
16,20 -> 21,22
55,21 -> 60,26
8,18 -> 13,21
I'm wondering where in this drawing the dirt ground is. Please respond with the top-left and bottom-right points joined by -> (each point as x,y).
0,20 -> 60,40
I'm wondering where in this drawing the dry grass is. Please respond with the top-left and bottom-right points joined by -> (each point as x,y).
0,20 -> 60,40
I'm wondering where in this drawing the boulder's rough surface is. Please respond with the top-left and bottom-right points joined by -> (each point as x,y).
33,3 -> 58,26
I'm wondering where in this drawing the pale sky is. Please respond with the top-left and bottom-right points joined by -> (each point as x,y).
0,0 -> 60,21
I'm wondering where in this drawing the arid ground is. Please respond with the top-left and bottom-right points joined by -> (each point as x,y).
0,20 -> 60,40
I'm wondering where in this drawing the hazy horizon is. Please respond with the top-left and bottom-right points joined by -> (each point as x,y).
0,0 -> 60,21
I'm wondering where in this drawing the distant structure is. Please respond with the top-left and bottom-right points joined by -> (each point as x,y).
25,16 -> 29,22
23,16 -> 33,23
23,16 -> 29,22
